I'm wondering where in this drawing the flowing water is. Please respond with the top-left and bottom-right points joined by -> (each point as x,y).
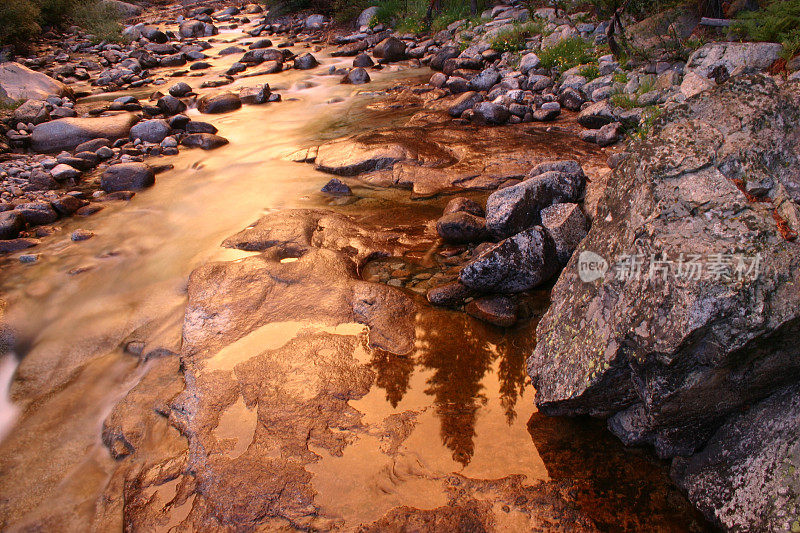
0,30 -> 709,531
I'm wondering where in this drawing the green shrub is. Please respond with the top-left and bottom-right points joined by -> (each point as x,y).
631,105 -> 662,139
578,64 -> 600,80
733,0 -> 800,59
586,0 -> 682,20
610,74 -> 656,109
539,37 -> 595,71
489,20 -> 544,53
430,1 -> 484,33
0,0 -> 124,44
35,0 -> 80,27
71,0 -> 125,42
0,0 -> 41,43
611,92 -> 637,109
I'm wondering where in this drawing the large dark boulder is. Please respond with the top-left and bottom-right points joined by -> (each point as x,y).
0,211 -> 24,240
485,169 -> 586,239
435,212 -> 487,243
671,382 -> 800,531
293,53 -> 318,70
527,75 -> 800,528
373,37 -> 406,62
101,163 -> 155,192
459,226 -> 559,293
129,119 -> 171,143
197,92 -> 241,114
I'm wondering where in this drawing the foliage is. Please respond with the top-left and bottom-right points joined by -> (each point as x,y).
733,0 -> 800,60
578,0 -> 682,20
303,0 -> 486,32
631,105 -> 662,140
0,99 -> 26,110
538,37 -> 596,71
0,0 -> 124,44
431,2 -> 483,33
0,0 -> 41,43
71,1 -> 125,42
489,20 -> 545,53
611,92 -> 637,109
579,63 -> 600,80
610,74 -> 656,109
612,71 -> 628,83
35,0 -> 81,27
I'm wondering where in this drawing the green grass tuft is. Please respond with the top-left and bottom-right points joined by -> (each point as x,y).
578,64 -> 600,80
489,19 -> 545,53
539,37 -> 596,71
71,1 -> 126,43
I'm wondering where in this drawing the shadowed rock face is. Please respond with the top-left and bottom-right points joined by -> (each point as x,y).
527,75 -> 800,529
672,382 -> 800,532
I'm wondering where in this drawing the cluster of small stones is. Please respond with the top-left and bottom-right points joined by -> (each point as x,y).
411,1 -> 800,144
4,0 -> 799,261
0,3 -> 361,256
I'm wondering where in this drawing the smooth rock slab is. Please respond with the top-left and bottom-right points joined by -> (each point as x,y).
181,133 -> 229,150
0,62 -> 70,103
31,113 -> 139,153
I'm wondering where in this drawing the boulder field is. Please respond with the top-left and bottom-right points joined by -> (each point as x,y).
527,75 -> 800,531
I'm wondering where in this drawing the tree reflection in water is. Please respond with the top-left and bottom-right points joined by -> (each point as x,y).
369,304 -> 535,467
370,348 -> 414,408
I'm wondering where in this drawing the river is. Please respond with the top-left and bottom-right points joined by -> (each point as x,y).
0,26 -> 708,531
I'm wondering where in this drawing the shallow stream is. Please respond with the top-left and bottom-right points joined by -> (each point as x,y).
0,28 -> 708,531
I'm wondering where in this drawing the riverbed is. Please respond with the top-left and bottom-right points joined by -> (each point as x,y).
0,24 -> 709,532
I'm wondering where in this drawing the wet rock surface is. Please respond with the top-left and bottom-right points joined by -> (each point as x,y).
310,122 -> 601,197
30,113 -> 140,153
528,76 -> 800,529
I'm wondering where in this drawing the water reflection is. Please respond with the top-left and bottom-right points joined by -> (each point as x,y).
370,349 -> 414,409
370,305 -> 537,467
528,413 -> 711,531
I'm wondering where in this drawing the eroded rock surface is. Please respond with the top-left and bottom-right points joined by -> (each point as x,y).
528,75 -> 800,529
309,122 -> 602,197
